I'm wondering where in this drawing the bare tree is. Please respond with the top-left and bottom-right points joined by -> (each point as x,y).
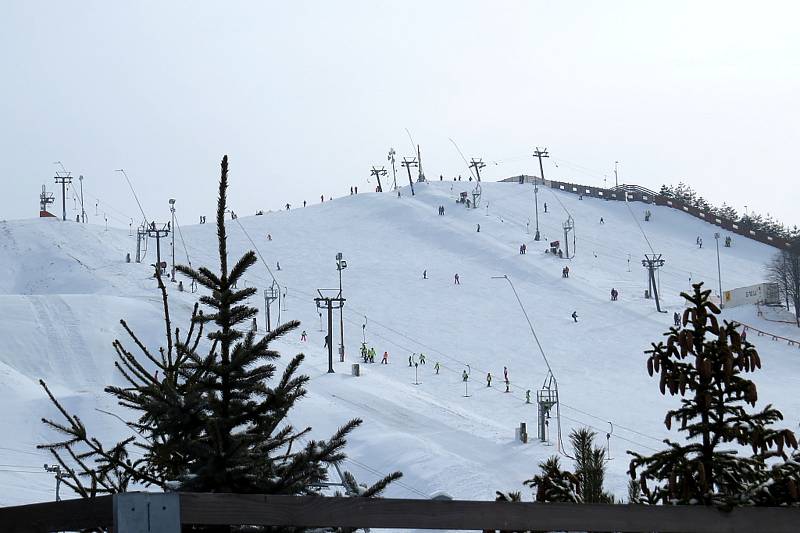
767,245 -> 800,327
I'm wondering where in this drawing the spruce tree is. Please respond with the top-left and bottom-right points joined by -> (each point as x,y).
524,456 -> 582,503
628,283 -> 797,506
38,156 -> 400,526
570,428 -> 613,503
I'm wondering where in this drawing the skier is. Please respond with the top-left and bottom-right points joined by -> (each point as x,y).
526,389 -> 531,404
699,238 -> 703,249
477,224 -> 480,232
360,343 -> 368,362
572,311 -> 579,323
562,266 -> 570,278
320,195 -> 324,203
276,261 -> 281,271
462,370 -> 469,382
434,362 -> 440,374
486,372 -> 492,387
544,202 -> 548,213
301,330 -> 307,341
350,187 -> 354,195
324,334 -> 330,348
285,203 -> 290,210
267,233 -> 272,241
303,200 -> 306,207
381,351 -> 388,364
600,217 -> 604,224
423,269 -> 428,279
454,273 -> 460,285
419,353 -> 426,365
611,288 -> 618,301
408,354 -> 414,367
503,366 -> 510,392
355,186 -> 358,194
673,311 -> 681,327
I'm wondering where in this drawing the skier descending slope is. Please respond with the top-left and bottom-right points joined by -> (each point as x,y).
572,311 -> 579,323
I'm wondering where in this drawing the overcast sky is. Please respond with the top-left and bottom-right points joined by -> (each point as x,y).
2,1 -> 798,228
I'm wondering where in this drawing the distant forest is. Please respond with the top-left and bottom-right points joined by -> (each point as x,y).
659,183 -> 799,241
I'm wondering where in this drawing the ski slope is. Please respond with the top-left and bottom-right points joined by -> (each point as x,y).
1,180 -> 798,507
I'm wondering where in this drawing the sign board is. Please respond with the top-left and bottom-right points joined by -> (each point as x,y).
723,282 -> 780,308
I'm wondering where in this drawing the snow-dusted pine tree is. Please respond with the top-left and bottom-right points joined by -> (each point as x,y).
628,283 -> 797,506
524,456 -> 582,503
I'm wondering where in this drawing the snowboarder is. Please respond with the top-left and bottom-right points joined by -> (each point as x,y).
301,330 -> 307,341
434,362 -> 440,374
381,351 -> 388,364
486,373 -> 492,387
454,273 -> 460,285
423,269 -> 427,279
571,311 -> 579,323
673,311 -> 681,327
526,389 -> 531,404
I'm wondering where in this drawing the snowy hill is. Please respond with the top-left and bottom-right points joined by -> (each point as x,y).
1,181 -> 798,507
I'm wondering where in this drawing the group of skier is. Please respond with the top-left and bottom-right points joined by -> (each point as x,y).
359,343 -> 389,364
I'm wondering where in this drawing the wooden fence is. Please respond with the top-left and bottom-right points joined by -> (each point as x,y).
3,493 -> 800,532
500,176 -> 794,251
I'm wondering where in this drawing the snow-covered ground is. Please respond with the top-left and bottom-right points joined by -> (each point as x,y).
1,181 -> 798,507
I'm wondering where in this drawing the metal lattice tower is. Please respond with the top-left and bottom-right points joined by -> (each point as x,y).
401,157 -> 418,196
642,253 -> 666,312
39,185 -> 55,214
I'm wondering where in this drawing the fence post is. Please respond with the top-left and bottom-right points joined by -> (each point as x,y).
113,493 -> 181,532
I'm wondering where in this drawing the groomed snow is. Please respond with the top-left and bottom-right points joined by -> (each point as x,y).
1,181 -> 798,507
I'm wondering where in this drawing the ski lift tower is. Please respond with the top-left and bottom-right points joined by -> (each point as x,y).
314,288 -> 345,373
537,372 -> 559,444
562,216 -> 575,259
263,281 -> 280,332
39,185 -> 55,217
642,253 -> 666,312
468,158 -> 485,208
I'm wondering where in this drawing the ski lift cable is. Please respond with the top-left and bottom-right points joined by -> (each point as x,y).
173,214 -> 192,267
448,138 -> 478,181
623,196 -> 656,255
115,169 -> 149,225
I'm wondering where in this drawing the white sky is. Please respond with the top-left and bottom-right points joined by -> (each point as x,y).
1,1 -> 798,228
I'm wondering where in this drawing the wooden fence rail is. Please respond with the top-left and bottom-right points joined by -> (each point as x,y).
3,493 -> 800,532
